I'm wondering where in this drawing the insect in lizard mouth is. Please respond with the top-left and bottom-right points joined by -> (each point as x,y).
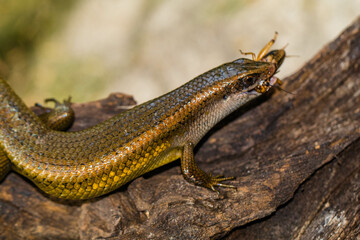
254,49 -> 286,93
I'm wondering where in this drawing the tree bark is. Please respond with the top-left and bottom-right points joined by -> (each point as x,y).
0,17 -> 359,240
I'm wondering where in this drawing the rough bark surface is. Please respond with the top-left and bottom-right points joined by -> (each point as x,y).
0,17 -> 359,240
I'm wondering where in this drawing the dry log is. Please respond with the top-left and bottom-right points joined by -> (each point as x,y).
0,16 -> 359,240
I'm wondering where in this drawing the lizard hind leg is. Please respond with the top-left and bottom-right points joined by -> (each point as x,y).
35,97 -> 75,131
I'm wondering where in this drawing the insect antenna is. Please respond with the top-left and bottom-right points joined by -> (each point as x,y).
281,43 -> 289,50
282,43 -> 300,58
275,85 -> 295,95
285,54 -> 300,58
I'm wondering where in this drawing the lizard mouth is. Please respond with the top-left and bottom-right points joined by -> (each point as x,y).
250,76 -> 280,94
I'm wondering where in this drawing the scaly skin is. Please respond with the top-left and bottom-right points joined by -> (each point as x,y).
0,40 -> 285,200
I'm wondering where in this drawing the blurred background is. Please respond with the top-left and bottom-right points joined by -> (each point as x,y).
1,0 -> 359,105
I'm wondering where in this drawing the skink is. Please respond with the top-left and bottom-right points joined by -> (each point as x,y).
0,34 -> 285,200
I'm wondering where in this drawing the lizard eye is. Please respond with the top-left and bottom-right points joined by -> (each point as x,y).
243,76 -> 256,87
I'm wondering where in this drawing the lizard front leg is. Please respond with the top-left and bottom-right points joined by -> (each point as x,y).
180,142 -> 235,192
